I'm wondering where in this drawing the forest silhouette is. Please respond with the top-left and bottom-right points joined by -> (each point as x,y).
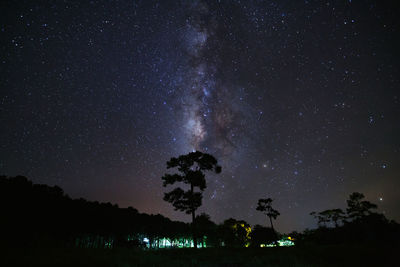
1,152 -> 399,265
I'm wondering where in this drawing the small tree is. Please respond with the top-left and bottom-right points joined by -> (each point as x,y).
310,211 -> 329,227
256,198 -> 280,231
162,151 -> 221,248
310,209 -> 345,228
330,208 -> 346,227
220,218 -> 252,247
250,225 -> 277,247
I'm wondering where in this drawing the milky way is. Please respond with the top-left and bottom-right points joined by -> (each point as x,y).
179,1 -> 255,163
179,1 -> 214,152
1,0 -> 399,232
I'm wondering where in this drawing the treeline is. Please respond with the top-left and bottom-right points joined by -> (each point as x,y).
2,175 -> 399,249
1,175 -> 192,248
290,192 -> 400,245
0,176 -> 275,249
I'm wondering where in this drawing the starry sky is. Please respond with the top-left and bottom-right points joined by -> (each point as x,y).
1,0 -> 399,233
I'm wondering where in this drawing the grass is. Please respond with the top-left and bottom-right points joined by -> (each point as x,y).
2,244 -> 397,267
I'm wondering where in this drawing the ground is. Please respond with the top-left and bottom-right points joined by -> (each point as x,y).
2,245 -> 397,267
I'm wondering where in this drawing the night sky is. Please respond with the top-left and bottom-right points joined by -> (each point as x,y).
1,0 -> 399,233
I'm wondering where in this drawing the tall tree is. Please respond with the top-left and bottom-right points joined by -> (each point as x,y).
346,192 -> 377,220
162,151 -> 221,248
256,198 -> 280,231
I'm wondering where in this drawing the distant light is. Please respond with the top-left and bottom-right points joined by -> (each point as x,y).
379,197 -> 383,201
261,238 -> 295,248
143,238 -> 149,243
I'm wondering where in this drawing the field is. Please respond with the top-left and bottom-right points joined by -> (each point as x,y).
2,245 -> 397,267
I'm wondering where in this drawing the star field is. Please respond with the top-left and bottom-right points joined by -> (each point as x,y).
1,0 -> 399,232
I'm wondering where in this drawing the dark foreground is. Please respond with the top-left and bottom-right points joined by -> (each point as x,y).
3,245 -> 397,267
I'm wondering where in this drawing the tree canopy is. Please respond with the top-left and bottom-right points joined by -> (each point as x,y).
346,192 -> 377,220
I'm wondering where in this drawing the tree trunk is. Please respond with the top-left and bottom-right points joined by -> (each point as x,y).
192,210 -> 197,248
269,216 -> 278,246
191,183 -> 198,248
269,216 -> 274,231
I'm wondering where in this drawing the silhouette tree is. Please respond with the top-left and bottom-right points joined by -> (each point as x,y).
1,175 -> 203,249
194,213 -> 217,247
310,209 -> 345,227
346,192 -> 377,220
220,218 -> 252,247
329,208 -> 346,227
250,225 -> 277,247
256,198 -> 280,231
310,211 -> 329,227
161,151 -> 221,248
304,192 -> 400,246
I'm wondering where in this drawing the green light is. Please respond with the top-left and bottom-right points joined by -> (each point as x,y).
260,238 -> 295,247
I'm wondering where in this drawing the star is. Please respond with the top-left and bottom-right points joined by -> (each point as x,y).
1,0 -> 399,234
